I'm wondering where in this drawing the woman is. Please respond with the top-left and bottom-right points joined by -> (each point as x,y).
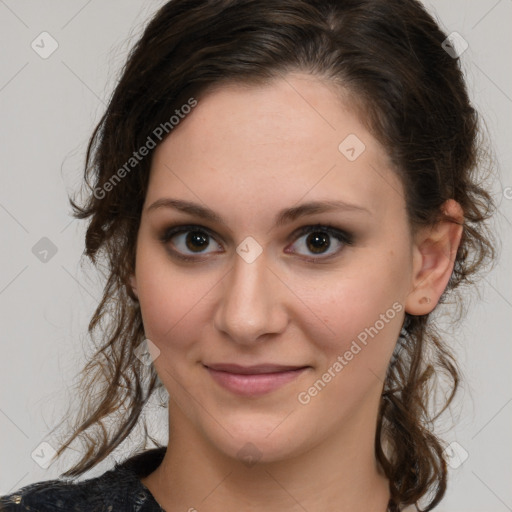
0,0 -> 496,511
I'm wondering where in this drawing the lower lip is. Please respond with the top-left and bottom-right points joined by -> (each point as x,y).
205,366 -> 308,396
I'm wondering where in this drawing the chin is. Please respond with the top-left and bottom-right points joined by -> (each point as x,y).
201,414 -> 312,466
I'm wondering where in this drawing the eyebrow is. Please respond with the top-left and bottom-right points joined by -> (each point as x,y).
145,198 -> 371,228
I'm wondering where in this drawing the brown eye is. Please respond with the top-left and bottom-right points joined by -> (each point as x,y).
286,224 -> 353,261
304,231 -> 331,254
160,225 -> 222,260
184,230 -> 210,252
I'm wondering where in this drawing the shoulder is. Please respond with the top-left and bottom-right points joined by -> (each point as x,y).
0,447 -> 166,511
0,477 -> 77,511
0,470 -> 133,511
0,476 -> 93,511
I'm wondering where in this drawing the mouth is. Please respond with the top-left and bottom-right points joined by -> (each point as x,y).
203,363 -> 310,396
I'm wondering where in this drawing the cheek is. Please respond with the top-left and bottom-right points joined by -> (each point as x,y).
311,287 -> 403,358
134,240 -> 195,347
296,298 -> 404,414
138,274 -> 202,346
299,250 -> 409,369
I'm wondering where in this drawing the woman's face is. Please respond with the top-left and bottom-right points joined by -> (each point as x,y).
131,73 -> 419,464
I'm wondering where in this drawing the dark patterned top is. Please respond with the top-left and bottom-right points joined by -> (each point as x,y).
0,447 -> 167,511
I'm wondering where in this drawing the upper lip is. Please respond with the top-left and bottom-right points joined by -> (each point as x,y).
204,363 -> 308,374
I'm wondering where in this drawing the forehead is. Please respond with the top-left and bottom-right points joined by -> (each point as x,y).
145,73 -> 404,224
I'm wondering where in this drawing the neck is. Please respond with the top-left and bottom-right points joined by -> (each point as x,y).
141,402 -> 391,512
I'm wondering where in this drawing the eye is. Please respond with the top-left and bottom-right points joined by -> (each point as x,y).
159,224 -> 221,261
159,223 -> 354,262
286,224 -> 353,261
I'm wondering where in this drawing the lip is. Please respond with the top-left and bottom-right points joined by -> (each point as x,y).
205,363 -> 307,374
204,363 -> 309,396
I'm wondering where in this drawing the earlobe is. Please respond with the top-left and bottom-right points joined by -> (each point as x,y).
405,199 -> 464,316
129,274 -> 138,299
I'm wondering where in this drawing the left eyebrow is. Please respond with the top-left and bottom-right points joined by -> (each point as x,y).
145,198 -> 372,228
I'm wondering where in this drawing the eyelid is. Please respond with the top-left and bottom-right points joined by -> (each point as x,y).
158,224 -> 221,261
159,222 -> 354,262
286,224 -> 354,262
289,224 -> 353,245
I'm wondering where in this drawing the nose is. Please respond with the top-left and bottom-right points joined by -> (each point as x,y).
213,246 -> 288,345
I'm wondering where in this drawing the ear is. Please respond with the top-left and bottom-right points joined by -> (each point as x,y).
128,274 -> 138,299
405,199 -> 464,315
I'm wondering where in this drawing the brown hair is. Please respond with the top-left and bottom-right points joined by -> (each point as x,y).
50,1 -> 497,510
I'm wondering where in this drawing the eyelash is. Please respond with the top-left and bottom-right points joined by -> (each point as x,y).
158,223 -> 354,263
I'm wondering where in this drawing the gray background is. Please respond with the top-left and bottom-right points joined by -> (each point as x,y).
0,1 -> 511,510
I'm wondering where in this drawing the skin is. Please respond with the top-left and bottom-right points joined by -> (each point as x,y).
129,72 -> 463,512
